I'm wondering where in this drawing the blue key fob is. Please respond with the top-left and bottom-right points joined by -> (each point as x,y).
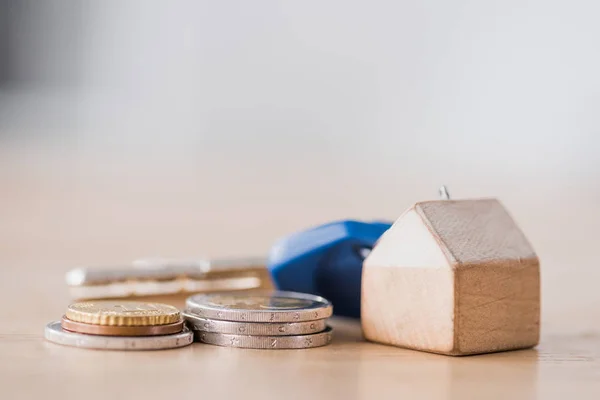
267,220 -> 392,318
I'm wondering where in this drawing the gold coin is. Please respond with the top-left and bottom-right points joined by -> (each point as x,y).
65,301 -> 180,326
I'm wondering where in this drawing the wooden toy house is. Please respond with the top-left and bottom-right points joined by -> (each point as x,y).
361,198 -> 540,355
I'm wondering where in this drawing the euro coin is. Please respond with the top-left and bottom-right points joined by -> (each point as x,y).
44,321 -> 193,350
65,301 -> 180,326
186,291 -> 332,323
195,326 -> 333,349
60,316 -> 184,336
184,310 -> 327,335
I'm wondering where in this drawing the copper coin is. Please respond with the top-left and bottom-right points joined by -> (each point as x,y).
60,316 -> 184,336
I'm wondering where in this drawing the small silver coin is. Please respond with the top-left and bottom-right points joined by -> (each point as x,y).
186,291 -> 333,322
44,321 -> 193,350
196,326 -> 333,349
184,310 -> 328,336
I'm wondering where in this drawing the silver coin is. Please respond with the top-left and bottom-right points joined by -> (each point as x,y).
184,310 -> 328,335
196,326 -> 333,349
44,321 -> 193,350
186,291 -> 333,322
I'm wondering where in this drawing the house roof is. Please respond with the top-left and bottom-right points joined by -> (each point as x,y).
415,199 -> 537,266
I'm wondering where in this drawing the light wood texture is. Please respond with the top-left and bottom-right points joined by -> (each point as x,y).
1,149 -> 600,399
362,199 -> 540,355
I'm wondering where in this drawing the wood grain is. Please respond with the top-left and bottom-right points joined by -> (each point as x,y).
362,199 -> 540,355
1,150 -> 600,399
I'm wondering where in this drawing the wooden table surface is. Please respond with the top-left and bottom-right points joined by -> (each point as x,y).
1,147 -> 599,399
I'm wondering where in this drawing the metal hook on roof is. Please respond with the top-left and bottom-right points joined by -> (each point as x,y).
439,185 -> 450,200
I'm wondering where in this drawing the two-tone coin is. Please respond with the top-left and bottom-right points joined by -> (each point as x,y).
45,321 -> 193,350
186,291 -> 334,349
195,326 -> 333,349
184,311 -> 327,335
186,291 -> 333,322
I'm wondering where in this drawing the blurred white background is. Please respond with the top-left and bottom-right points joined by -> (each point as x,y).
1,0 -> 599,183
1,1 -> 599,334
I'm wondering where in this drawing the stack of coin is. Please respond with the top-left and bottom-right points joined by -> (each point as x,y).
44,301 -> 193,350
184,291 -> 334,349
